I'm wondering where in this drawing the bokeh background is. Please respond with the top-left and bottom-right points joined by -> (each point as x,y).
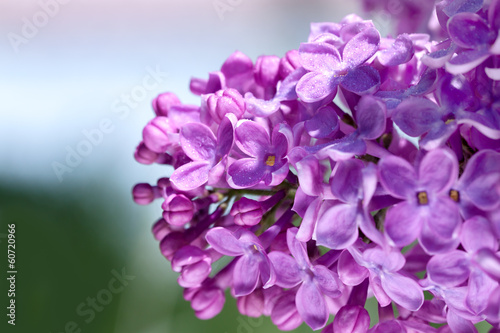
0,1 -> 492,332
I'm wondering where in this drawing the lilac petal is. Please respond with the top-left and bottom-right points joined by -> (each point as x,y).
331,159 -> 364,203
446,49 -> 490,75
378,155 -> 417,199
245,92 -> 281,117
296,72 -> 339,103
259,253 -> 276,288
305,105 -> 339,139
380,273 -> 424,311
419,122 -> 458,151
317,135 -> 367,161
473,248 -> 500,282
343,27 -> 380,68
314,265 -> 341,299
370,275 -> 392,307
419,198 -> 461,254
486,67 -> 500,80
264,162 -> 289,187
466,173 -> 500,211
466,269 -> 497,314
296,281 -> 329,330
355,95 -> 386,140
422,47 -> 456,69
392,97 -> 441,137
168,105 -> 201,130
296,197 -> 322,242
316,204 -> 359,250
442,0 -> 483,17
237,289 -> 264,317
275,67 -> 306,101
490,0 -> 500,31
178,260 -> 211,288
459,150 -> 500,187
296,156 -> 323,196
287,228 -> 311,269
379,34 -> 414,66
385,202 -> 422,247
180,123 -> 217,161
268,251 -> 302,288
191,287 -> 225,320
205,227 -> 244,256
292,186 -> 316,218
271,291 -> 303,331
370,321 -> 408,333
299,42 -> 341,73
215,114 -> 235,158
271,123 -> 293,159
227,158 -> 266,189
234,120 -> 269,157
363,247 -> 406,272
418,149 -> 458,194
208,159 -> 226,185
426,251 -> 470,287
341,66 -> 380,94
233,254 -> 261,296
333,305 -> 370,333
447,13 -> 494,49
170,161 -> 211,191
461,216 -> 498,253
171,246 -> 207,272
446,310 -> 477,333
338,250 -> 369,286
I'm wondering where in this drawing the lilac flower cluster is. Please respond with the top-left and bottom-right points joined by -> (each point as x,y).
133,1 -> 500,331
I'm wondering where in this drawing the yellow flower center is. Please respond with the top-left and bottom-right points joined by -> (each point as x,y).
449,189 -> 460,202
417,191 -> 428,205
265,155 -> 276,167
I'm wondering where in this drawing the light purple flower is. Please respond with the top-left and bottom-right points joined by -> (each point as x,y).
296,26 -> 381,103
338,243 -> 424,311
378,148 -> 461,253
205,227 -> 276,296
268,228 -> 342,330
227,120 -> 292,188
170,114 -> 235,191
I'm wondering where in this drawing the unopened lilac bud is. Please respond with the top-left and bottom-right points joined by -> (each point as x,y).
279,49 -> 301,79
206,88 -> 245,123
230,197 -> 264,226
332,305 -> 370,333
134,142 -> 159,165
188,285 -> 225,319
172,246 -> 212,288
162,194 -> 194,226
152,218 -> 171,241
132,183 -> 156,205
271,291 -> 303,331
160,231 -> 187,260
254,55 -> 280,89
237,289 -> 265,317
142,116 -> 175,153
152,92 -> 181,117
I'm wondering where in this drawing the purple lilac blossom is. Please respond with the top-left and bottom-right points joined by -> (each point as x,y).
132,1 -> 500,331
